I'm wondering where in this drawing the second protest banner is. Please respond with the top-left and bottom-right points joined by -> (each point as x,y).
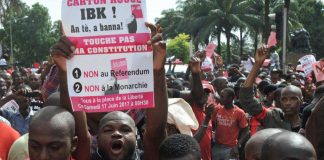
61,0 -> 154,112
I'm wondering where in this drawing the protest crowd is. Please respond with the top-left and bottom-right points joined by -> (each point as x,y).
0,21 -> 323,160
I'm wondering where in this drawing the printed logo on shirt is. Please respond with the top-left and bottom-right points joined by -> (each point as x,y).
216,114 -> 235,127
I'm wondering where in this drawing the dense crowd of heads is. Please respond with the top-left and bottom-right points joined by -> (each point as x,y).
0,32 -> 323,160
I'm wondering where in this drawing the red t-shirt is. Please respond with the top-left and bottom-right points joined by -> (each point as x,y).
0,122 -> 20,160
191,104 -> 212,160
212,105 -> 248,148
250,107 -> 270,135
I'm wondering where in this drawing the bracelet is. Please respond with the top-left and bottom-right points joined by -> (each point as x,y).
201,124 -> 208,128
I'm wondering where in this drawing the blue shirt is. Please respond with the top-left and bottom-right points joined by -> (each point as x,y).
1,109 -> 32,135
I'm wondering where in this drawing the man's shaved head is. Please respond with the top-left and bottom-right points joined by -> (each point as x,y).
29,106 -> 77,160
281,85 -> 303,98
97,111 -> 137,160
99,111 -> 136,130
245,128 -> 284,160
43,92 -> 60,107
211,77 -> 228,93
30,106 -> 75,137
280,85 -> 303,116
261,131 -> 316,160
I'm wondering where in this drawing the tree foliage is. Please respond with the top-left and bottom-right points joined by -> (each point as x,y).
156,9 -> 184,39
157,0 -> 307,64
167,33 -> 191,63
295,0 -> 324,57
0,3 -> 58,66
0,0 -> 26,24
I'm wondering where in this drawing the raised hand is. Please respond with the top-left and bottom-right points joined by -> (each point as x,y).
255,45 -> 269,65
189,56 -> 201,73
50,37 -> 75,73
205,103 -> 215,118
145,22 -> 166,70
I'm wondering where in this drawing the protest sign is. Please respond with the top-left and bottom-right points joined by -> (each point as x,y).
61,0 -> 154,112
2,100 -> 19,113
312,61 -> 324,82
267,31 -> 277,47
263,59 -> 270,67
298,55 -> 316,76
205,43 -> 217,58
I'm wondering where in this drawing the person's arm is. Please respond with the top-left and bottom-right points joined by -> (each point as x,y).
194,104 -> 214,142
40,59 -> 54,84
143,23 -> 168,160
239,46 -> 268,116
238,127 -> 249,147
305,97 -> 324,158
231,127 -> 249,159
51,36 -> 91,160
166,60 -> 172,73
190,57 -> 204,104
233,68 -> 245,78
184,64 -> 191,81
171,63 -> 176,74
232,109 -> 250,159
310,97 -> 324,159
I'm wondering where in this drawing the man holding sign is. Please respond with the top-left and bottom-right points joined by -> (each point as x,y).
61,0 -> 155,113
30,22 -> 167,160
28,1 -> 168,160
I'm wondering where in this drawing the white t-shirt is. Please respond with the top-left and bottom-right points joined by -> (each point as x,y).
201,57 -> 214,72
241,57 -> 255,72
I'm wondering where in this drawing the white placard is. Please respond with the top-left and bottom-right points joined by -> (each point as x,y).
61,0 -> 154,112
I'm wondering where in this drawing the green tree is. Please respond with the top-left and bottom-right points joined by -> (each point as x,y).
0,0 -> 27,62
295,0 -> 324,57
156,9 -> 184,39
167,33 -> 191,63
169,0 -> 260,63
2,3 -> 54,66
0,0 -> 26,24
208,0 -> 261,63
50,20 -> 62,44
180,0 -> 217,47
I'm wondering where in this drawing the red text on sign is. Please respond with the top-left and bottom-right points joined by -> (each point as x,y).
111,0 -> 141,3
67,0 -> 107,6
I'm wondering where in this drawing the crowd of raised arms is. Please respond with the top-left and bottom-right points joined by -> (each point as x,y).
0,23 -> 323,160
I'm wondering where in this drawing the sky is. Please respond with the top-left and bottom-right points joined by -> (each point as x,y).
21,0 -> 178,23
